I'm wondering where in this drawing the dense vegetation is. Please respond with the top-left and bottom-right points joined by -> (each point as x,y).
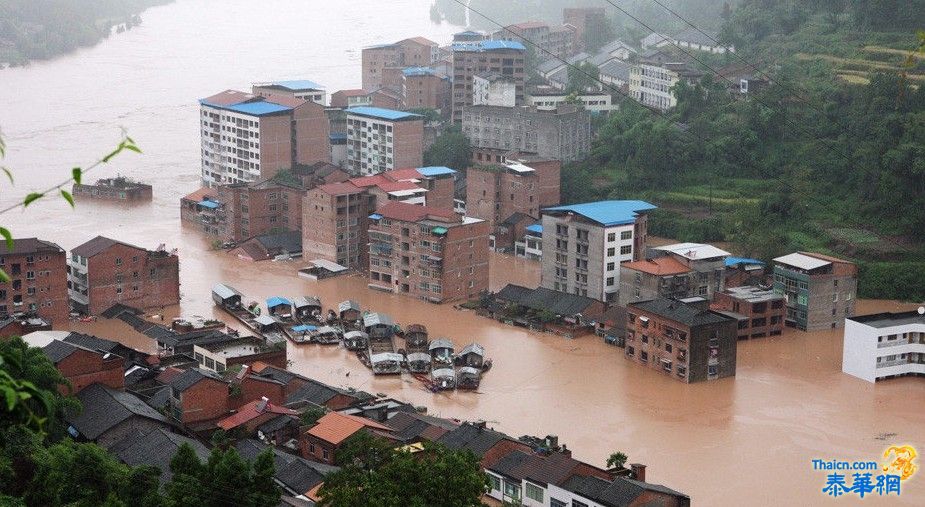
0,337 -> 280,507
561,1 -> 925,301
0,0 -> 172,65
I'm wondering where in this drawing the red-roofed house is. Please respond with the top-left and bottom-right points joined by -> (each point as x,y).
217,397 -> 298,433
299,412 -> 394,464
368,202 -> 489,303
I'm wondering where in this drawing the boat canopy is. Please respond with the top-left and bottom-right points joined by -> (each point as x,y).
292,296 -> 322,309
458,366 -> 481,376
254,315 -> 277,326
370,352 -> 404,363
407,352 -> 430,363
291,324 -> 317,333
339,300 -> 361,313
266,297 -> 292,309
459,343 -> 485,358
363,312 -> 395,328
343,331 -> 368,340
406,323 -> 428,335
432,368 -> 455,378
314,326 -> 339,335
212,283 -> 241,300
429,338 -> 454,351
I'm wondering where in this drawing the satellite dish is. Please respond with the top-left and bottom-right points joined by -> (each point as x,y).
918,306 -> 925,315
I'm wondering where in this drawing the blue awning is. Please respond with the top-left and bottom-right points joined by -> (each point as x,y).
198,200 -> 220,209
266,296 -> 292,309
526,223 -> 543,235
291,324 -> 317,333
368,213 -> 383,220
725,257 -> 765,267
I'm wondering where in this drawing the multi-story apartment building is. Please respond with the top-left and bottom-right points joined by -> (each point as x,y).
301,167 -> 456,270
361,37 -> 440,91
464,159 -> 561,231
199,89 -> 329,186
644,242 -> 730,298
528,89 -> 617,112
330,89 -> 372,109
68,236 -> 180,316
0,238 -> 68,326
843,310 -> 925,383
772,252 -> 857,331
451,40 -> 526,124
562,7 -> 606,51
461,104 -> 591,163
301,182 -> 372,270
367,202 -> 489,303
72,177 -> 152,202
539,200 -> 656,302
711,286 -> 785,340
472,72 -> 517,107
491,21 -> 577,62
345,107 -> 424,176
642,28 -> 734,54
618,255 -> 694,307
625,298 -> 738,383
629,49 -> 704,112
216,179 -> 304,242
401,67 -> 451,113
252,80 -> 326,105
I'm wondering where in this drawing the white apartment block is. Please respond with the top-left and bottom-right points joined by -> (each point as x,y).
528,93 -> 615,113
629,62 -> 700,112
843,310 -> 925,383
200,105 -> 263,186
540,200 -> 656,302
345,107 -> 423,176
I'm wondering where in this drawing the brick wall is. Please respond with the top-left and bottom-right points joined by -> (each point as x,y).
258,114 -> 294,181
86,244 -> 180,315
55,348 -> 124,394
392,120 -> 424,173
0,247 -> 68,327
294,101 -> 331,166
178,378 -> 229,425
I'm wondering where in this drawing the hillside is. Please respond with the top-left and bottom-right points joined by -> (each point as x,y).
0,0 -> 172,66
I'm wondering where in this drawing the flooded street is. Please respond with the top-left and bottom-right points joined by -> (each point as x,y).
2,1 -> 924,505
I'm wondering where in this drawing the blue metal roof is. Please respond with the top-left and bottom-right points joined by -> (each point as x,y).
291,324 -> 317,333
526,224 -> 543,234
402,66 -> 436,77
451,40 -> 526,52
417,166 -> 456,177
725,257 -> 765,267
346,106 -> 421,121
270,79 -> 323,90
198,200 -> 220,209
224,101 -> 292,116
266,296 -> 292,309
368,213 -> 383,220
543,200 -> 657,226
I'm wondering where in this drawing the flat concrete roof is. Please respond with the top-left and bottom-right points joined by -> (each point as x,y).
849,310 -> 925,329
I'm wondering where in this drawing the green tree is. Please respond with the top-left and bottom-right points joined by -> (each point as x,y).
423,125 -> 471,172
606,451 -> 628,469
300,406 -> 327,427
566,61 -> 600,94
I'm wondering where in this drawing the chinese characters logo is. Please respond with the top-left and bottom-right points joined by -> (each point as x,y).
813,445 -> 916,498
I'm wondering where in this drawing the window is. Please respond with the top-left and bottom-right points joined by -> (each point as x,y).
607,247 -> 615,256
606,277 -> 615,287
115,257 -> 123,266
322,449 -> 329,461
572,500 -> 590,507
551,499 -> 567,507
488,474 -> 501,491
620,245 -> 632,255
503,481 -> 520,500
708,365 -> 718,376
525,483 -> 544,502
607,232 -> 616,242
621,230 -> 633,240
607,262 -> 615,271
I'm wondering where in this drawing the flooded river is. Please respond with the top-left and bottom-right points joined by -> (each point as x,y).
2,1 -> 924,505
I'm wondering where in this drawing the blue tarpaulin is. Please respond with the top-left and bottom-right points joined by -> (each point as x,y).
724,257 -> 765,267
266,297 -> 292,309
291,324 -> 317,333
198,200 -> 220,209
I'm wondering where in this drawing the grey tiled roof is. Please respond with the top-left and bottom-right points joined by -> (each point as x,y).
629,298 -> 734,327
110,427 -> 209,482
69,383 -> 169,440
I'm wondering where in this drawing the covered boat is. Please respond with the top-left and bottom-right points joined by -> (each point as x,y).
254,314 -> 285,345
212,284 -> 242,309
431,368 -> 456,390
292,296 -> 322,322
456,343 -> 485,368
343,330 -> 369,351
364,312 -> 396,340
456,366 -> 481,390
404,324 -> 429,349
310,326 -> 342,345
406,352 -> 431,373
289,324 -> 317,344
338,300 -> 362,322
266,297 -> 293,319
429,338 -> 455,368
371,352 -> 403,375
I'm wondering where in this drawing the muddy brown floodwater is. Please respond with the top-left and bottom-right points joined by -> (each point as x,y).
58,209 -> 924,506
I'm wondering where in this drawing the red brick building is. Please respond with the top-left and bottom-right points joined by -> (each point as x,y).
368,202 -> 489,303
68,236 -> 180,316
361,37 -> 439,91
0,238 -> 68,327
711,286 -> 785,339
165,368 -> 230,425
330,89 -> 371,108
562,7 -> 607,51
300,411 -> 394,464
401,67 -> 451,114
625,298 -> 737,383
42,339 -> 124,394
451,40 -> 526,124
465,159 -> 561,231
217,179 -> 304,242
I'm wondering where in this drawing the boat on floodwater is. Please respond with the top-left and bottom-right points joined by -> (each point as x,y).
456,366 -> 481,390
338,300 -> 362,329
429,338 -> 455,369
404,324 -> 430,373
310,325 -> 342,345
213,283 -> 284,344
365,313 -> 399,374
431,367 -> 456,391
288,324 -> 317,344
292,296 -> 323,324
343,330 -> 369,351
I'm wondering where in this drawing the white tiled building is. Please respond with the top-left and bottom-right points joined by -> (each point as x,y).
842,310 -> 925,383
345,107 -> 423,176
